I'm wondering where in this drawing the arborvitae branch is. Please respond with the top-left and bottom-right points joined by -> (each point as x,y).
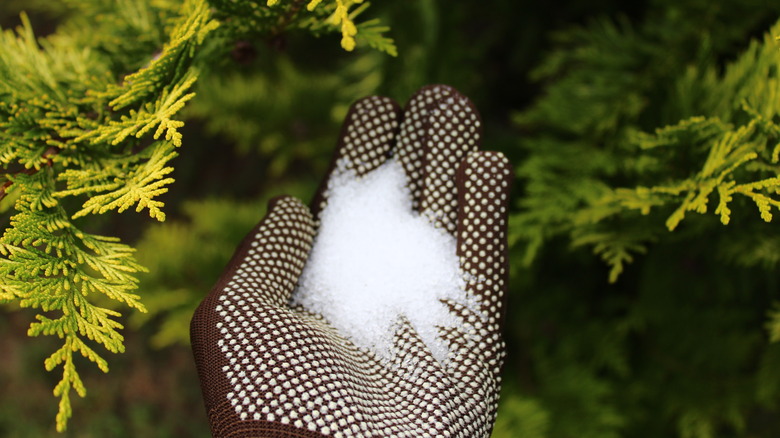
514,19 -> 780,279
213,0 -> 396,55
0,146 -> 57,201
0,0 -> 395,431
57,141 -> 178,220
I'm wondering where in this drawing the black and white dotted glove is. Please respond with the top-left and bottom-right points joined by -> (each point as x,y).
191,85 -> 512,437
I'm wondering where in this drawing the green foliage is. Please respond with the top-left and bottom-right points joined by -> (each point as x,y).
57,140 -> 179,221
492,391 -> 550,438
0,0 -> 393,431
510,1 -> 780,436
0,169 -> 147,430
186,52 -> 384,176
513,5 -> 780,279
210,0 -> 395,55
571,26 -> 780,254
0,1 -> 217,428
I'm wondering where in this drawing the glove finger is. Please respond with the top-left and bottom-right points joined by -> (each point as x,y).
311,95 -> 402,222
454,151 -> 512,350
191,194 -> 315,350
429,152 -> 510,437
191,195 -> 318,435
393,84 -> 456,211
419,89 -> 482,233
224,195 -> 315,307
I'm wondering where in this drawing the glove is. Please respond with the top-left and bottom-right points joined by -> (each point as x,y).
191,85 -> 512,437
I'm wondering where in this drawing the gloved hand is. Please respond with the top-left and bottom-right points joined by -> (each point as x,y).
191,85 -> 512,438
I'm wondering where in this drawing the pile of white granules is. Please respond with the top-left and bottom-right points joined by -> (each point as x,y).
292,159 -> 470,364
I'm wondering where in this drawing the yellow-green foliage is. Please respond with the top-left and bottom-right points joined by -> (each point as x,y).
211,0 -> 396,56
0,0 -> 393,431
515,20 -> 780,283
511,7 -> 780,436
492,392 -> 550,438
186,52 -> 385,176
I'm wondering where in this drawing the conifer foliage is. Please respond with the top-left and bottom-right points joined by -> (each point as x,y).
0,0 -> 393,431
513,14 -> 780,282
507,3 -> 780,436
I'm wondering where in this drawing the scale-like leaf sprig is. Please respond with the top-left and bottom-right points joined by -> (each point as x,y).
1,170 -> 145,432
56,140 -> 178,221
79,72 -> 197,147
101,0 -> 218,110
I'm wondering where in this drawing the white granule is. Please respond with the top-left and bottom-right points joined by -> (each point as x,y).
292,158 -> 469,364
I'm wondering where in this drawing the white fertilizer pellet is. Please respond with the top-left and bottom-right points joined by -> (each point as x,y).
292,159 -> 470,364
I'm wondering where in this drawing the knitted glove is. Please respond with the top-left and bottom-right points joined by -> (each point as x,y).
191,85 -> 512,438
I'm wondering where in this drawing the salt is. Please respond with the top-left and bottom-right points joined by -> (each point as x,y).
291,158 -> 470,364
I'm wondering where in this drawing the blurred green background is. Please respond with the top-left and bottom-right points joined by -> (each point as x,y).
2,0 -> 780,437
